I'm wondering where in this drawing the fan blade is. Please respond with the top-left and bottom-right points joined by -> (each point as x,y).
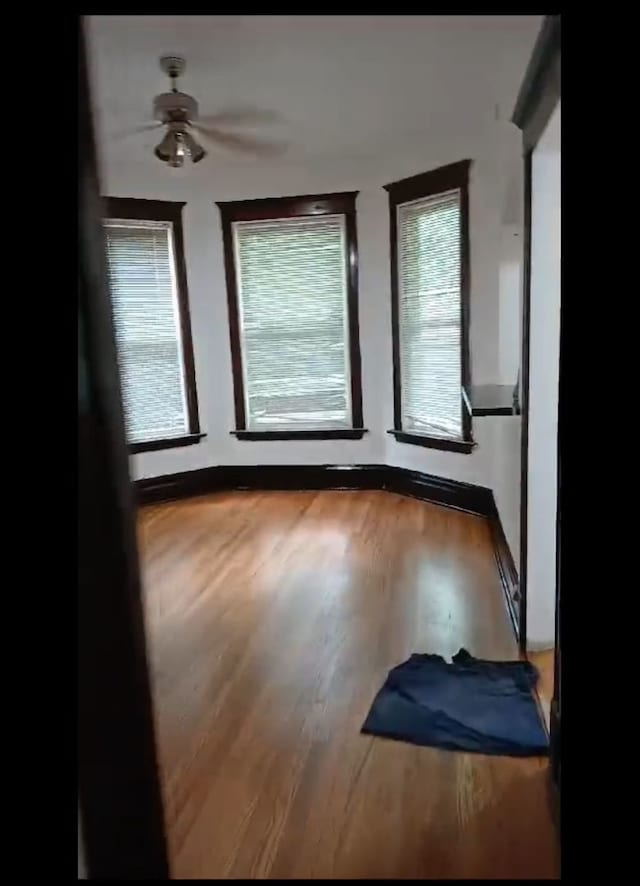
110,123 -> 162,142
197,107 -> 283,128
192,124 -> 286,156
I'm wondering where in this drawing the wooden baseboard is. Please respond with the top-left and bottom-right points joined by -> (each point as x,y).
383,466 -> 493,515
135,464 -> 519,642
135,464 -> 387,505
135,464 -> 494,512
134,467 -> 224,504
485,497 -> 521,640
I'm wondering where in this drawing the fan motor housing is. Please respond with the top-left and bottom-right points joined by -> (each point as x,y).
153,91 -> 199,123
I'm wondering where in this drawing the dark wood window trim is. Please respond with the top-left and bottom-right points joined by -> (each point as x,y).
217,192 -> 364,438
386,429 -> 475,454
384,160 -> 473,453
129,432 -> 207,454
231,429 -> 368,442
103,197 -> 202,453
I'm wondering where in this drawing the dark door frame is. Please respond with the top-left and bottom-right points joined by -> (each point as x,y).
78,18 -> 170,878
511,14 -> 561,788
512,14 -> 561,650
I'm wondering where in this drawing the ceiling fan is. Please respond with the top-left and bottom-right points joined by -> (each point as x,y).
116,56 -> 285,167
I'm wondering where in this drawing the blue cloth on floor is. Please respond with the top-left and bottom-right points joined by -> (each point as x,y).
361,649 -> 549,757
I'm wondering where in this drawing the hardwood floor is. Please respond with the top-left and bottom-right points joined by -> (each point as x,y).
138,490 -> 559,879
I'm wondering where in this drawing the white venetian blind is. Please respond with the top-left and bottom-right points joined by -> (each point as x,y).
397,189 -> 463,439
233,214 -> 352,430
103,219 -> 189,444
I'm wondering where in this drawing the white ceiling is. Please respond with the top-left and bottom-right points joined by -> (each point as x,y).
87,15 -> 541,168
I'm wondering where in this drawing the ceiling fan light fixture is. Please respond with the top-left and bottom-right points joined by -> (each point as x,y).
117,56 -> 283,169
154,129 -> 176,163
170,134 -> 186,168
182,130 -> 206,164
154,128 -> 205,167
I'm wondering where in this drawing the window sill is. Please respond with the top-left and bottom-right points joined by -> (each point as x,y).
231,428 -> 368,441
129,433 -> 206,454
386,429 -> 475,454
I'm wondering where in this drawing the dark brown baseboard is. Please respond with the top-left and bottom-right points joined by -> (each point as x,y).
485,499 -> 521,642
135,464 -> 387,505
135,464 -> 519,642
383,466 -> 492,515
135,464 -> 493,513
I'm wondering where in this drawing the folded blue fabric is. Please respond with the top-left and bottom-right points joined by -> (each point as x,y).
361,648 -> 549,757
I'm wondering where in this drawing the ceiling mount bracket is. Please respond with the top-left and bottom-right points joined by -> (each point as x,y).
160,56 -> 186,81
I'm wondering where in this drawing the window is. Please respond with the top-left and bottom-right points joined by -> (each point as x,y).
385,161 -> 473,453
102,198 -> 202,453
218,193 -> 364,440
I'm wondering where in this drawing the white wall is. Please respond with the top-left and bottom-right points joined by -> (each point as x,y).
488,173 -> 524,572
99,124 -> 515,483
526,101 -> 561,649
498,225 -> 522,386
491,241 -> 522,568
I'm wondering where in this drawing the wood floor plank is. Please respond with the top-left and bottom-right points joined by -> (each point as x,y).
138,490 -> 559,879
